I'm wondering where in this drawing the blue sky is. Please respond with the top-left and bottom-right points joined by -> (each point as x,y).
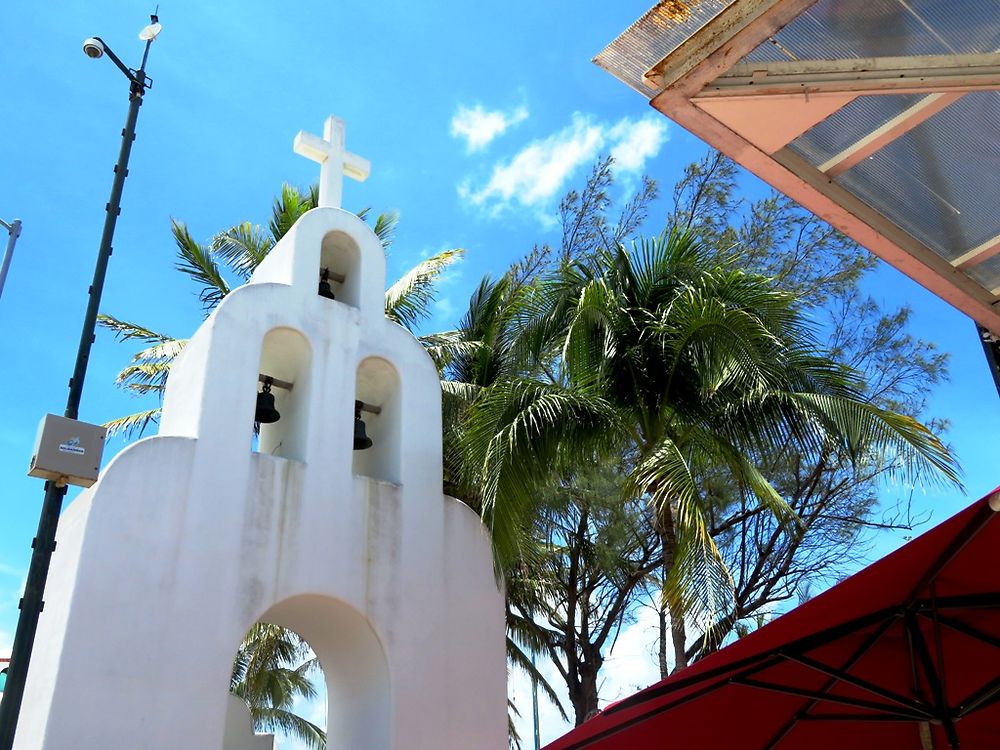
1,0 -> 997,746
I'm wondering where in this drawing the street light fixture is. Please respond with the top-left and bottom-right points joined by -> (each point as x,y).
0,13 -> 161,749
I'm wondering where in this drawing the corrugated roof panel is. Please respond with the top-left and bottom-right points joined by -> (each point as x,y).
594,0 -> 735,96
787,94 -> 924,167
967,252 -> 1000,294
834,92 -> 1000,262
744,0 -> 1000,62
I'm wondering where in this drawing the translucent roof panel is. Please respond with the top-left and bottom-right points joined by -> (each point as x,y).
744,0 -> 1000,63
967,253 -> 1000,296
832,92 -> 1000,264
787,94 -> 924,167
595,0 -> 736,94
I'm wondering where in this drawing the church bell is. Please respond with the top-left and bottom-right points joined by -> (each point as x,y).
353,402 -> 373,450
318,268 -> 336,300
255,379 -> 281,424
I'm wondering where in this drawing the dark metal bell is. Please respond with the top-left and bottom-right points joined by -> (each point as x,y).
353,412 -> 373,450
255,389 -> 280,424
319,269 -> 336,300
318,279 -> 336,300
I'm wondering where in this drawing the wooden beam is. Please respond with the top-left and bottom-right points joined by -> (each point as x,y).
644,0 -> 820,94
953,234 -> 1000,270
820,93 -> 965,178
649,88 -> 1000,335
698,53 -> 1000,97
259,374 -> 293,391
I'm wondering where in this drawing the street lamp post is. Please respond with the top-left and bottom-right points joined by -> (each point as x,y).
0,14 -> 161,749
978,324 -> 1000,398
0,218 -> 22,302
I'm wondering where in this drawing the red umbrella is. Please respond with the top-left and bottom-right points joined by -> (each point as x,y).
545,488 -> 1000,750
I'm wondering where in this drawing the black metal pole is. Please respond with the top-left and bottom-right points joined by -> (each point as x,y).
0,34 -> 152,750
0,219 -> 22,302
977,323 -> 1000,399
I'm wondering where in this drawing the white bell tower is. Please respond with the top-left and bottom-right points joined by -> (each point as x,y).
15,116 -> 507,750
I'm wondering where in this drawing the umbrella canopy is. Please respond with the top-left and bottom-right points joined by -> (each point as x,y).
545,488 -> 1000,750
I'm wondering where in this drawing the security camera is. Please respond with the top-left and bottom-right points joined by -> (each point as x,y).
82,38 -> 105,59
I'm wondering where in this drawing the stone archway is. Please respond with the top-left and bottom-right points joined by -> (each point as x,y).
250,595 -> 390,750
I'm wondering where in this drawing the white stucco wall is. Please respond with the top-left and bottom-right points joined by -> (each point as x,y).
15,208 -> 507,749
224,695 -> 275,750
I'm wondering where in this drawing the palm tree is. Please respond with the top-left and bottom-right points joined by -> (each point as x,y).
230,623 -> 325,749
427,274 -> 570,741
99,183 -> 461,437
457,228 -> 960,673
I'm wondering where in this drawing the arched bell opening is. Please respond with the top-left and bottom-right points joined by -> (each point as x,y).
225,595 -> 390,750
254,327 -> 312,461
319,230 -> 362,308
352,357 -> 401,485
225,621 -> 327,750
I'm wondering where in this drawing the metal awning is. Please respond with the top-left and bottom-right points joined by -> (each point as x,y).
596,0 -> 1000,334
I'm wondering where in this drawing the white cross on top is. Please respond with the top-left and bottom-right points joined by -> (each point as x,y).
293,116 -> 370,209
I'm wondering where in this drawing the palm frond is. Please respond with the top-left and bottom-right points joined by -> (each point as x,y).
506,635 -> 568,721
97,314 -> 175,344
130,337 -> 187,364
441,379 -> 483,405
102,408 -> 162,439
356,207 -> 398,251
116,361 -> 172,391
459,377 -> 625,570
508,697 -> 522,749
418,330 -> 482,373
665,525 -> 735,639
625,436 -> 736,624
247,706 -> 326,750
626,436 -> 699,521
371,210 -> 398,251
212,221 -> 274,280
269,184 -> 315,242
384,248 -> 464,331
119,382 -> 166,396
785,392 -> 962,488
172,219 -> 230,313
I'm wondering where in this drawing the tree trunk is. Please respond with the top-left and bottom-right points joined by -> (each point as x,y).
572,659 -> 601,725
658,503 -> 689,673
658,605 -> 668,680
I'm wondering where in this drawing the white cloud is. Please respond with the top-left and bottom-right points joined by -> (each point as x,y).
0,564 -> 24,578
597,605 -> 664,704
433,296 -> 456,323
460,114 -> 668,221
432,264 -> 463,324
462,114 -> 603,213
450,104 -> 529,153
609,118 -> 670,174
